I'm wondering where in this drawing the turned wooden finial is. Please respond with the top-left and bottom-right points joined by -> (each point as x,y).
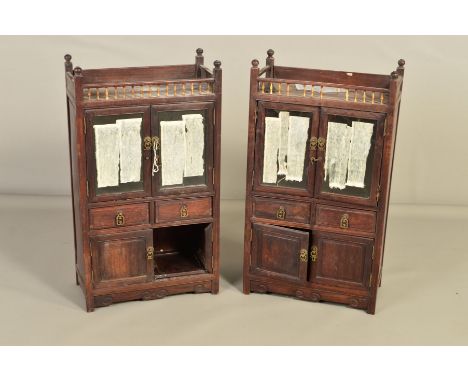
213,60 -> 221,69
64,54 -> 73,73
251,59 -> 259,67
391,71 -> 399,79
397,58 -> 406,76
266,49 -> 275,65
266,49 -> 275,77
195,48 -> 204,74
73,66 -> 83,76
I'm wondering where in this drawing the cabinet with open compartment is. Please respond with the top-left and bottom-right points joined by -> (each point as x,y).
65,49 -> 221,311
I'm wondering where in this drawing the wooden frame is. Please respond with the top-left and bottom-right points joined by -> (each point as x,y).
243,50 -> 405,314
65,49 -> 222,311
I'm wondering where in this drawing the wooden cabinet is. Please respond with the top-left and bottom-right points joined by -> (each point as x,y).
65,49 -> 222,311
243,50 -> 405,314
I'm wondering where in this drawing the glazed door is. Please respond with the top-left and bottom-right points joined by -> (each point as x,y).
90,229 -> 153,288
251,223 -> 309,283
85,106 -> 151,202
253,102 -> 319,197
314,108 -> 385,207
309,231 -> 373,290
151,102 -> 214,196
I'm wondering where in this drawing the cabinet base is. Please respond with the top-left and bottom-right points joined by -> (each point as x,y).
91,280 -> 215,309
248,277 -> 371,313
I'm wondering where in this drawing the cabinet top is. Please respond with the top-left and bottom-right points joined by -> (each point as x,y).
64,49 -> 222,105
251,50 -> 405,113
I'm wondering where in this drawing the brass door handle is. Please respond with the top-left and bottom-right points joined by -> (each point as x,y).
340,214 -> 349,229
317,137 -> 326,151
310,246 -> 318,262
310,137 -> 318,151
310,157 -> 322,163
299,249 -> 308,262
143,136 -> 153,150
180,204 -> 189,218
115,212 -> 125,226
146,246 -> 154,260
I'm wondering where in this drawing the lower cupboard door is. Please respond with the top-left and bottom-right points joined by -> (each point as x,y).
310,231 -> 373,290
251,223 -> 309,283
90,229 -> 154,288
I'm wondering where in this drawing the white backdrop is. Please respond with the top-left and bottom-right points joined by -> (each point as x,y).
1,35 -> 467,205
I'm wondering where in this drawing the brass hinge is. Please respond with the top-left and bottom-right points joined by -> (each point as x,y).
372,246 -> 375,261
249,229 -> 253,242
376,184 -> 381,203
86,181 -> 89,197
369,273 -> 373,288
251,171 -> 254,188
84,121 -> 87,135
91,270 -> 94,283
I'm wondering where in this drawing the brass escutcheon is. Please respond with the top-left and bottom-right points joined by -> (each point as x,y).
146,246 -> 154,260
317,137 -> 326,151
340,214 -> 349,229
276,206 -> 286,220
310,136 -> 318,151
143,136 -> 153,150
299,249 -> 308,262
180,205 -> 189,218
310,246 -> 318,262
115,212 -> 125,226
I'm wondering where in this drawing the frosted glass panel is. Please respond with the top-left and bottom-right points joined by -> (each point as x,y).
156,110 -> 208,189
260,109 -> 311,190
92,113 -> 144,196
322,115 -> 376,199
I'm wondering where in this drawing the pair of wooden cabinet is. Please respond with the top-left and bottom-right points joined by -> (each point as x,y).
65,48 -> 403,314
243,51 -> 404,314
65,49 -> 221,311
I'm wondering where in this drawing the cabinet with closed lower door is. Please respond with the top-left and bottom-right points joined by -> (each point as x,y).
244,50 -> 405,314
65,48 -> 222,311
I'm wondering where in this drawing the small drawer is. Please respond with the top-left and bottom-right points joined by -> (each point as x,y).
315,204 -> 376,234
253,197 -> 310,225
156,197 -> 212,223
89,203 -> 149,230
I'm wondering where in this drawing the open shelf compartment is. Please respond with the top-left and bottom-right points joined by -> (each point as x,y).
153,223 -> 212,279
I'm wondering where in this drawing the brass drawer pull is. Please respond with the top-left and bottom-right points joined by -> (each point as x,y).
146,246 -> 154,260
115,212 -> 125,226
180,204 -> 189,218
340,214 -> 349,229
310,156 -> 322,163
276,206 -> 286,220
299,249 -> 308,262
310,246 -> 318,262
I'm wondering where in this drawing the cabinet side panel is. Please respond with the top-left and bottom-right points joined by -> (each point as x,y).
67,98 -> 85,280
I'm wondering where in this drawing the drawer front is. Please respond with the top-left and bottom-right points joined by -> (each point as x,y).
89,203 -> 150,230
315,204 -> 376,234
253,197 -> 310,225
156,197 -> 212,223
